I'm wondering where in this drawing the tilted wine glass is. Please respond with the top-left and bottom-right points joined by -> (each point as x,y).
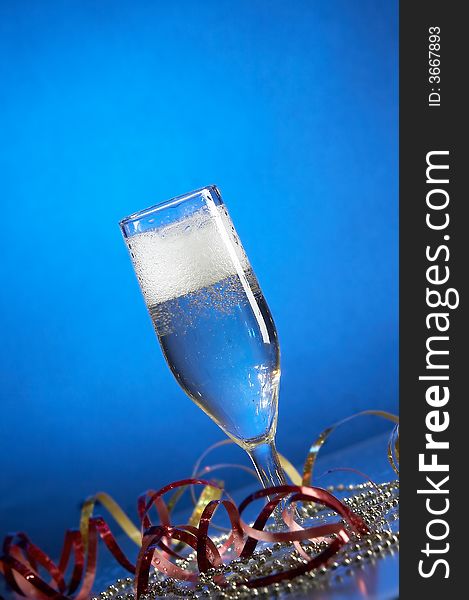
120,185 -> 287,493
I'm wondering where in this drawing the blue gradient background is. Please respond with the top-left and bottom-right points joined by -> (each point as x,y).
0,0 -> 397,546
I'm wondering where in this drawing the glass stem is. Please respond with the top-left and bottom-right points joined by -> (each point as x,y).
248,441 -> 302,526
247,441 -> 288,526
247,440 -> 287,492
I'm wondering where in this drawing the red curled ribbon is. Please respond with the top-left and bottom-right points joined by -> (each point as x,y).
135,480 -> 369,597
1,479 -> 368,599
1,410 -> 398,599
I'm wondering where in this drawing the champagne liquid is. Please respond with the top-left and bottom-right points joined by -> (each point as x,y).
150,273 -> 279,445
127,205 -> 280,447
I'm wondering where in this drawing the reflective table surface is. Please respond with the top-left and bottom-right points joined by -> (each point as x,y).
0,433 -> 398,599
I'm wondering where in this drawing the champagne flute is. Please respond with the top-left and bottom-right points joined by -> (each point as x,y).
119,185 -> 287,493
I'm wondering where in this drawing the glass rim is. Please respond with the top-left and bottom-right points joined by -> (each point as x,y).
119,184 -> 220,227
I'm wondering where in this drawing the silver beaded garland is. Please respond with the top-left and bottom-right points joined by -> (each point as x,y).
97,480 -> 399,599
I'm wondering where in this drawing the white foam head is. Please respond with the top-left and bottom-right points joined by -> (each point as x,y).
127,205 -> 249,305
